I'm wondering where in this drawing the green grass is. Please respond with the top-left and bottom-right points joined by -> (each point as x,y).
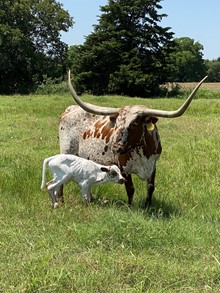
1,93 -> 220,292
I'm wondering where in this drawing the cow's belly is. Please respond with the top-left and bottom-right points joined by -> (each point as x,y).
122,149 -> 160,180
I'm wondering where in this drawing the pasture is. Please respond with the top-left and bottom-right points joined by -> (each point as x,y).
0,92 -> 220,292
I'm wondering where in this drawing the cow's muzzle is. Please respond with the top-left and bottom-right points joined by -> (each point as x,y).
118,178 -> 126,184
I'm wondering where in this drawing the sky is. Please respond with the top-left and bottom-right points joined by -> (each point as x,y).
59,0 -> 220,60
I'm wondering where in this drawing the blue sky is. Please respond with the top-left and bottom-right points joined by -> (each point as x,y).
59,0 -> 220,60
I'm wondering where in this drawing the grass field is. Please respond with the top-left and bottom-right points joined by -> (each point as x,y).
0,92 -> 220,292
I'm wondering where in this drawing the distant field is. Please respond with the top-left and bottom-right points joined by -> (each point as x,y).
178,82 -> 220,91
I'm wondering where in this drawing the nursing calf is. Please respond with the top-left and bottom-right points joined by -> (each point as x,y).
41,154 -> 125,207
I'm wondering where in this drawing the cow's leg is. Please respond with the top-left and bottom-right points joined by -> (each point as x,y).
57,184 -> 64,204
145,169 -> 156,208
124,174 -> 134,205
90,193 -> 95,202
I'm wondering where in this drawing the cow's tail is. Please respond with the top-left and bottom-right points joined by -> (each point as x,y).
41,156 -> 53,190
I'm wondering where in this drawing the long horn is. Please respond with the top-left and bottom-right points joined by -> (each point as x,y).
68,71 -> 208,118
142,75 -> 208,118
68,71 -> 120,115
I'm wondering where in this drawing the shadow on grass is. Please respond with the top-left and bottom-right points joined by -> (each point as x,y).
140,197 -> 181,219
93,194 -> 180,220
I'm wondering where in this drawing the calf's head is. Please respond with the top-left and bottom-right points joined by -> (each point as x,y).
99,165 -> 126,184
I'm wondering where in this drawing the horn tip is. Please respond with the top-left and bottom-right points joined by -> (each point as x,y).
203,75 -> 208,82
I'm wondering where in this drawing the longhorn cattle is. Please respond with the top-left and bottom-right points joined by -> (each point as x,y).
59,72 -> 207,207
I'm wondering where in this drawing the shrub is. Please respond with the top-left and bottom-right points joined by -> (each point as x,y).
34,76 -> 69,95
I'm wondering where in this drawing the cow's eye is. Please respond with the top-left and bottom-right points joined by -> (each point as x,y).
130,122 -> 138,129
111,171 -> 117,177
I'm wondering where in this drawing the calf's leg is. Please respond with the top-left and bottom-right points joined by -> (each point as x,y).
47,188 -> 59,208
47,181 -> 61,208
80,184 -> 93,205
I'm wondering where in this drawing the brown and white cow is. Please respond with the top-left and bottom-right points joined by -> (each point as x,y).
59,71 -> 207,207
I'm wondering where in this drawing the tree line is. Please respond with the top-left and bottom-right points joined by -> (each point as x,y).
0,0 -> 219,96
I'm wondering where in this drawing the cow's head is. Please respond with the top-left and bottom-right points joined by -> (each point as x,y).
108,106 -> 160,155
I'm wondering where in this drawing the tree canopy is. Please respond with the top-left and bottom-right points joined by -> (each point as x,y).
166,37 -> 207,82
1,0 -> 211,96
68,0 -> 174,97
205,58 -> 220,82
0,0 -> 73,93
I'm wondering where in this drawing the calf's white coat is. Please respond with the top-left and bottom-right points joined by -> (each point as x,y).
41,154 -> 125,207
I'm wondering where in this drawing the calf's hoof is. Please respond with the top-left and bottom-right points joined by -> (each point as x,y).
53,202 -> 59,208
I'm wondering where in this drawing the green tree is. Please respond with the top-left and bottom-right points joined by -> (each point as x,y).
68,0 -> 174,97
205,58 -> 220,82
167,37 -> 206,82
0,0 -> 73,94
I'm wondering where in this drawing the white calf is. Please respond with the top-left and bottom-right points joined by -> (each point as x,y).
41,154 -> 125,207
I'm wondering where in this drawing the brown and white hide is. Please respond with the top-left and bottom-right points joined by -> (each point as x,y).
59,105 -> 162,207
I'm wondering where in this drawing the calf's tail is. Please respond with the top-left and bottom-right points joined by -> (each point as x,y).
41,157 -> 53,190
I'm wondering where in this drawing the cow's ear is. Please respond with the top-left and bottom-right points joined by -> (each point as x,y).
100,167 -> 109,173
151,117 -> 158,124
145,116 -> 158,124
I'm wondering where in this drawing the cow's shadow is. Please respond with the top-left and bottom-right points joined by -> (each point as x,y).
139,197 -> 180,219
94,195 -> 179,219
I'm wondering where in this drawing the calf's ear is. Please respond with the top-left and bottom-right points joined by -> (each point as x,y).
100,167 -> 109,173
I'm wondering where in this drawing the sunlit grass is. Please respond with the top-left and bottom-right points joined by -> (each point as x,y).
0,94 -> 220,292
